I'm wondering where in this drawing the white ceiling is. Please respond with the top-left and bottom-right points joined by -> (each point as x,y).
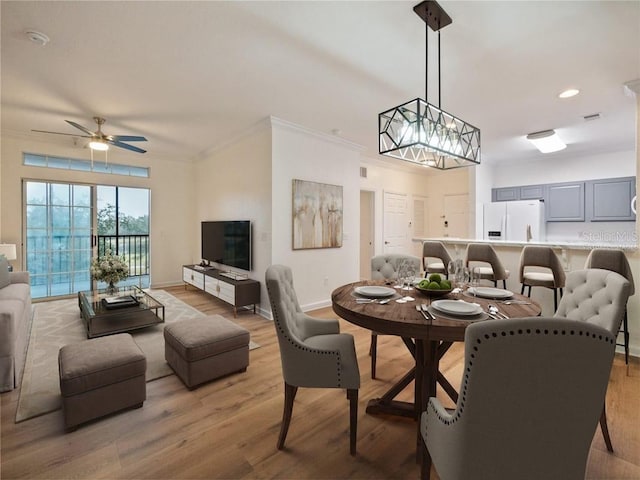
2,1 -> 639,166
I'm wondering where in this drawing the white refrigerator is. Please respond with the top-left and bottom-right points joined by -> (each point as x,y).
483,200 -> 546,242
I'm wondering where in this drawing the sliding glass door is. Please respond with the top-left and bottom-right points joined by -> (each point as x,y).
24,181 -> 150,299
25,181 -> 93,298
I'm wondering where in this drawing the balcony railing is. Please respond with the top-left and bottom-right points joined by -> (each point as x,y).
97,234 -> 149,277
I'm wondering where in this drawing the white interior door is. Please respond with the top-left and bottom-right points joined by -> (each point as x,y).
443,194 -> 469,238
383,191 -> 408,253
360,190 -> 374,279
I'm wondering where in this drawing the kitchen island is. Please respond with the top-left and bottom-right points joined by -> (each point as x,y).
412,237 -> 639,355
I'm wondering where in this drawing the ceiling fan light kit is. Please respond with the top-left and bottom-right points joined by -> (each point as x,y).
378,0 -> 481,170
32,116 -> 148,154
526,129 -> 566,153
89,139 -> 109,151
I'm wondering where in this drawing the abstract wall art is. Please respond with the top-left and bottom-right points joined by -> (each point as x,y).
292,179 -> 343,250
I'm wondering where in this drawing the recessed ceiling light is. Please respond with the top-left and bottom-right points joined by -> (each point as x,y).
558,88 -> 580,99
24,30 -> 50,46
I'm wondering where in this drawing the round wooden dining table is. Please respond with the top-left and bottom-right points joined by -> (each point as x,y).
331,280 -> 541,455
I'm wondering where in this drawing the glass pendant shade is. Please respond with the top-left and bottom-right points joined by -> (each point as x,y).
379,1 -> 480,169
379,98 -> 481,169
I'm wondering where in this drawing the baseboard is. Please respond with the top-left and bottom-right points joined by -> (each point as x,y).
301,299 -> 333,312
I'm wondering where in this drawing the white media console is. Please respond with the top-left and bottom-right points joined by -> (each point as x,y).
182,265 -> 260,317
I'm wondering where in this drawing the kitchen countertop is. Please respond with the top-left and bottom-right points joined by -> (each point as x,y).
413,237 -> 638,252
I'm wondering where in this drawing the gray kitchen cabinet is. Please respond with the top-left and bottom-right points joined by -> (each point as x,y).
519,184 -> 545,200
586,177 -> 636,221
546,182 -> 585,222
492,187 -> 519,202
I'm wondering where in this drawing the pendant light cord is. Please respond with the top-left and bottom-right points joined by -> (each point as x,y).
438,30 -> 441,108
425,20 -> 443,108
425,22 -> 428,103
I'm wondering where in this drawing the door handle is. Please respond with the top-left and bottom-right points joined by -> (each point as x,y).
384,241 -> 390,245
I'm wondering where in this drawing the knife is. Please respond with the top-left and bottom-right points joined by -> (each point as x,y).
421,304 -> 436,321
416,304 -> 431,322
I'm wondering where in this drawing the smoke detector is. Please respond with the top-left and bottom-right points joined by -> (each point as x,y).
25,30 -> 49,46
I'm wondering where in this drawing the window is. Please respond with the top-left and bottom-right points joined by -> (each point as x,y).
23,152 -> 149,178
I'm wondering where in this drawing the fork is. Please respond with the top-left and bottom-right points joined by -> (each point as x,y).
488,304 -> 509,319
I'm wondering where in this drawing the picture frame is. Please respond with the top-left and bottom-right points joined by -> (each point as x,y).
292,179 -> 343,250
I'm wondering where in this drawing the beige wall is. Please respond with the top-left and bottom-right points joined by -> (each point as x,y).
193,121 -> 272,314
0,134 -> 195,286
271,118 -> 362,311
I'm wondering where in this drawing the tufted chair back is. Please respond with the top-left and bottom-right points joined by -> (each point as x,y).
265,264 -> 360,455
265,264 -> 360,389
555,269 -> 630,334
371,254 -> 420,280
585,249 -> 635,296
421,317 -> 617,480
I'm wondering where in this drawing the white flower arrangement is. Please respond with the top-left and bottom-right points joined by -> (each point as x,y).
90,249 -> 129,285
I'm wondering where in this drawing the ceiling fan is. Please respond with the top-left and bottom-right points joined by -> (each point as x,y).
32,116 -> 147,153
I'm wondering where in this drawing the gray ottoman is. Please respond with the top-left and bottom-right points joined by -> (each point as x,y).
164,315 -> 250,389
58,333 -> 146,431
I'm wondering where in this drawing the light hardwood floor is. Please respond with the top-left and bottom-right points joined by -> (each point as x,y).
2,286 -> 639,479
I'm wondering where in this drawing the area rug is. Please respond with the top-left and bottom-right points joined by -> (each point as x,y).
16,290 -> 259,423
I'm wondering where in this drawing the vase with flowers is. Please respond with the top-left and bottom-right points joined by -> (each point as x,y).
90,249 -> 129,294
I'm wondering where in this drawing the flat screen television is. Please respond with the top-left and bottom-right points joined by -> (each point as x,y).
201,221 -> 252,271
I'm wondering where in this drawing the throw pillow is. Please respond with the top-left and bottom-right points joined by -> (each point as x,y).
0,257 -> 10,289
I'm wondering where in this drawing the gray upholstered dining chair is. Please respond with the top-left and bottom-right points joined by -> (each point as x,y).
420,316 -> 618,480
464,243 -> 509,288
369,254 -> 421,379
519,245 -> 566,311
554,268 -> 631,453
585,248 -> 635,364
422,241 -> 453,278
265,265 -> 360,455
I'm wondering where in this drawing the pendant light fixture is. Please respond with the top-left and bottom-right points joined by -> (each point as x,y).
379,1 -> 480,169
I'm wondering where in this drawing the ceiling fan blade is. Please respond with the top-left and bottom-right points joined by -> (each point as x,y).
32,129 -> 91,138
108,139 -> 147,154
107,135 -> 147,142
65,120 -> 95,136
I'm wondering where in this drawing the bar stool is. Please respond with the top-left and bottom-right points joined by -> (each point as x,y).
422,241 -> 452,278
369,254 -> 421,379
465,243 -> 509,289
585,248 -> 634,365
519,246 -> 566,312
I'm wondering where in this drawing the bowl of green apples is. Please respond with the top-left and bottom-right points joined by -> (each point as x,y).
414,274 -> 453,297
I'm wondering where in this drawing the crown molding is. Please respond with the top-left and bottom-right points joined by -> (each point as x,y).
269,116 -> 365,152
624,79 -> 640,96
192,117 -> 272,161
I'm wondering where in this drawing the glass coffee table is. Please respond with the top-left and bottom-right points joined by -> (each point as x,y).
78,285 -> 165,338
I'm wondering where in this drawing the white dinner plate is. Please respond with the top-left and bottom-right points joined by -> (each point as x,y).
354,286 -> 396,298
467,287 -> 514,299
431,299 -> 483,316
